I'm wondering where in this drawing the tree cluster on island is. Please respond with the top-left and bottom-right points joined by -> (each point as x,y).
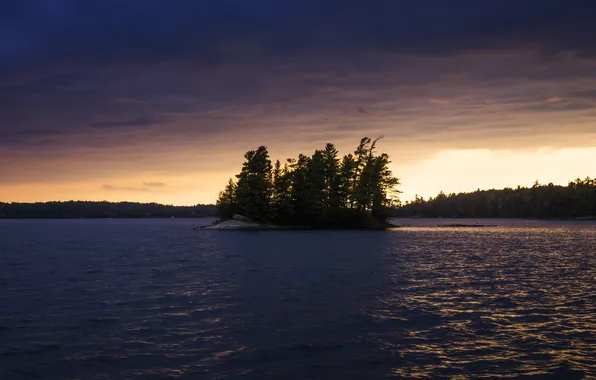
216,137 -> 401,229
0,201 -> 216,219
396,178 -> 596,219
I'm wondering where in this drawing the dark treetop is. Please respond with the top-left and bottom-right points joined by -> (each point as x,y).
396,178 -> 596,219
216,137 -> 400,229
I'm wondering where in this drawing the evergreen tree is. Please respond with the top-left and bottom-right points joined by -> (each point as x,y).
352,137 -> 372,208
289,154 -> 312,225
305,150 -> 327,223
338,154 -> 356,208
322,143 -> 341,208
216,178 -> 237,218
370,153 -> 401,218
271,160 -> 294,224
353,136 -> 383,211
234,146 -> 273,222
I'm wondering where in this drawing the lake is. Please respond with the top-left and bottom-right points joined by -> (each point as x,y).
1,218 -> 595,379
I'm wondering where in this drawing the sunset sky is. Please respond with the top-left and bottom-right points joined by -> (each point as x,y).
1,1 -> 596,205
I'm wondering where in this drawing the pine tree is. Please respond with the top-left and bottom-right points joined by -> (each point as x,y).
216,178 -> 237,218
353,136 -> 383,211
289,154 -> 311,225
234,146 -> 273,222
353,137 -> 372,205
306,150 -> 327,222
322,143 -> 340,208
271,160 -> 294,224
370,153 -> 401,219
338,154 -> 357,208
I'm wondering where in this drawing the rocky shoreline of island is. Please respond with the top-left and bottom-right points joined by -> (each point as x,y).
192,214 -> 393,231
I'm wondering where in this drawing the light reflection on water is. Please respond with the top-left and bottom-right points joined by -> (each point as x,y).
371,225 -> 596,379
0,218 -> 595,379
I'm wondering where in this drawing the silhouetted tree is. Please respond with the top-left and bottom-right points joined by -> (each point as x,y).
234,146 -> 273,222
352,137 -> 372,209
216,178 -> 237,218
322,143 -> 341,208
271,160 -> 294,224
396,177 -> 596,219
338,154 -> 357,208
290,153 -> 312,225
370,153 -> 401,218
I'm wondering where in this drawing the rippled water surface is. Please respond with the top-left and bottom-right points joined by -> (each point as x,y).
1,218 -> 595,379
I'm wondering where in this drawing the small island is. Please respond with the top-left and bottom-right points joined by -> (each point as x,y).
207,137 -> 400,230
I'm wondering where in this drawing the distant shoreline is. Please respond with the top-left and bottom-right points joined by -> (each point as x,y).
0,201 -> 217,219
396,178 -> 596,219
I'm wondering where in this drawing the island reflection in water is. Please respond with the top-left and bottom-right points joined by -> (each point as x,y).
0,218 -> 594,379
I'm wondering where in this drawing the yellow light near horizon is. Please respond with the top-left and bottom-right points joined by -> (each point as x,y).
2,147 -> 596,206
395,147 -> 596,202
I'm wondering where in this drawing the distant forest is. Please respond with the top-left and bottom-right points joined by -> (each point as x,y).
0,201 -> 217,219
217,137 -> 400,228
396,178 -> 596,219
5,165 -> 595,222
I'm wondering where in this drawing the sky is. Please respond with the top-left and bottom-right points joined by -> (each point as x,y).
1,1 -> 596,205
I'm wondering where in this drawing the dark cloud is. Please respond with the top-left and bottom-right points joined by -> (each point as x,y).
522,101 -> 595,112
90,116 -> 161,129
1,1 -> 596,191
1,1 -> 595,81
0,129 -> 63,146
572,90 -> 596,99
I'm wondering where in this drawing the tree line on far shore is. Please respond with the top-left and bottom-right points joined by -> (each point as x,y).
0,201 -> 216,219
396,178 -> 596,219
5,155 -> 595,222
217,137 -> 401,228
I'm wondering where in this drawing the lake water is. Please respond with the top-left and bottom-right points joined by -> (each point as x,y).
1,218 -> 595,379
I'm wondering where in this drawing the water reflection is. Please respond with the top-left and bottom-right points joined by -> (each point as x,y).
370,227 -> 596,378
0,219 -> 594,379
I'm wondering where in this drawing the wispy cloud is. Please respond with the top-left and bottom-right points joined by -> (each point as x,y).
103,184 -> 149,192
90,116 -> 161,129
102,181 -> 167,192
143,181 -> 166,187
428,98 -> 451,106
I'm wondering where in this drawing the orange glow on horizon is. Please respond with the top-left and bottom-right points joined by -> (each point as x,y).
2,147 -> 596,206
